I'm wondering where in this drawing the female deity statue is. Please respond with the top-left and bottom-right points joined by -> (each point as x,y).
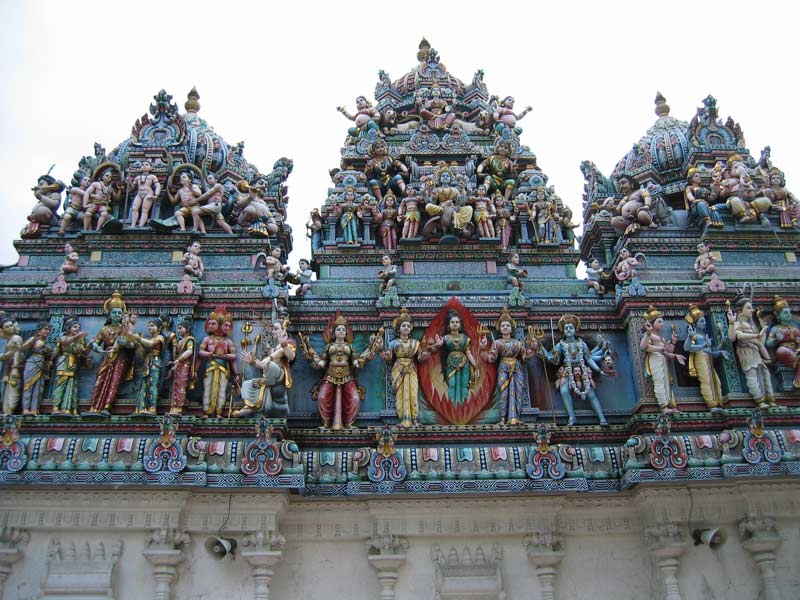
0,315 -> 23,415
198,307 -> 238,417
364,140 -> 407,204
336,186 -> 361,244
480,308 -> 536,425
540,314 -> 609,426
131,319 -> 165,416
167,319 -> 195,415
233,318 -> 296,418
640,306 -> 686,415
685,167 -> 724,228
766,295 -> 800,389
726,294 -> 775,408
299,312 -> 383,430
20,321 -> 52,415
683,305 -> 729,413
477,141 -> 517,203
531,187 -> 556,242
376,192 -> 399,250
51,318 -> 91,416
380,308 -> 430,428
88,292 -> 136,414
427,311 -> 478,405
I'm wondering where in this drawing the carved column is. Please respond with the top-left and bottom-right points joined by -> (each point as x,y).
739,516 -> 783,600
525,531 -> 564,600
643,523 -> 686,600
142,529 -> 190,600
0,528 -> 28,597
241,530 -> 285,600
366,534 -> 408,600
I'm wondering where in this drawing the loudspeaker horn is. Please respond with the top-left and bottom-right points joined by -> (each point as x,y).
204,536 -> 237,560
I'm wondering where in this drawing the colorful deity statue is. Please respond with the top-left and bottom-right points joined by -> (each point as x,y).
83,169 -> 122,231
59,175 -> 90,234
337,95 -> 381,143
493,95 -> 532,137
685,167 -> 724,228
471,184 -> 496,238
20,321 -> 52,416
235,181 -> 277,236
610,175 -> 653,235
167,318 -> 195,415
479,308 -> 536,425
424,163 -> 473,237
766,295 -> 800,389
399,184 -> 422,239
694,241 -> 717,279
506,253 -> 527,293
727,294 -> 776,408
198,306 -> 238,417
684,305 -> 729,414
540,314 -> 609,426
761,167 -> 798,229
721,154 -> 771,225
377,254 -> 397,297
51,318 -> 91,416
299,312 -> 383,430
306,208 -> 323,251
295,259 -> 313,298
0,315 -> 23,415
586,259 -> 606,296
477,141 -> 517,203
640,306 -> 686,415
88,292 -> 136,414
129,160 -> 161,227
416,83 -> 456,131
427,311 -> 478,406
365,140 -> 407,205
612,247 -> 643,285
131,319 -> 165,416
60,243 -> 80,276
531,186 -> 557,243
380,308 -> 430,428
183,241 -> 204,279
233,318 -> 296,418
376,192 -> 399,250
194,173 -> 234,234
336,186 -> 361,244
495,195 -> 514,250
24,172 -> 64,237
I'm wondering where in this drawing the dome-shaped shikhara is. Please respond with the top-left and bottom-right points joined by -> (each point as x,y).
610,93 -> 689,187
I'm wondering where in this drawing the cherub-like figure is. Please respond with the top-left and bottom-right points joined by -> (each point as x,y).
59,175 -> 90,234
183,241 -> 204,279
612,247 -> 643,284
60,243 -> 79,276
129,160 -> 161,227
377,254 -> 397,296
295,259 -> 313,297
506,253 -> 527,292
493,95 -> 532,136
83,170 -> 122,231
586,259 -> 606,296
640,306 -> 686,415
694,241 -> 717,278
337,95 -> 381,143
299,312 -> 383,430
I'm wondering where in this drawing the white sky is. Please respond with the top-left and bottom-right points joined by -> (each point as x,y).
0,0 -> 797,266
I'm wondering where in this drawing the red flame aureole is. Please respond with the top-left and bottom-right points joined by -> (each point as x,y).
419,298 -> 497,425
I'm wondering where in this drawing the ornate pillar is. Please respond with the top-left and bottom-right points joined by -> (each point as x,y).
524,531 -> 564,600
643,523 -> 686,600
0,528 -> 28,597
241,530 -> 285,600
366,534 -> 408,600
739,516 -> 783,600
142,529 -> 190,600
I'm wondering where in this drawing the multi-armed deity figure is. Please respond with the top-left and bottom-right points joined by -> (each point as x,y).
540,314 -> 610,426
129,160 -> 161,227
51,318 -> 91,416
299,312 -> 383,430
380,308 -> 430,428
640,306 -> 685,415
684,305 -> 729,414
480,308 -> 537,425
766,295 -> 800,390
198,306 -> 239,417
234,318 -> 296,418
424,163 -> 473,238
88,292 -> 136,414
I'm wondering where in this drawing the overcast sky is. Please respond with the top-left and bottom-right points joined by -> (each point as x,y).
1,0 -> 797,267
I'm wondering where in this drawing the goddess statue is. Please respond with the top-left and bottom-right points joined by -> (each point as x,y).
88,292 -> 136,414
727,294 -> 776,408
427,311 -> 477,405
766,295 -> 800,389
640,306 -> 686,415
51,318 -> 91,416
131,319 -> 165,416
20,321 -> 52,415
167,318 -> 195,415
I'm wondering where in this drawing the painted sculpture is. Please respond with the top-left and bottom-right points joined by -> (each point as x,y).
167,318 -> 195,415
694,241 -> 717,279
83,169 -> 122,231
195,173 -> 234,234
24,172 -> 63,237
50,318 -> 91,416
59,175 -> 89,234
88,292 -> 136,414
365,140 -> 407,205
480,308 -> 536,425
131,319 -> 165,416
427,310 -> 478,406
685,167 -> 723,228
183,241 -> 204,279
198,306 -> 238,417
766,295 -> 800,389
727,294 -> 776,409
684,305 -> 728,414
0,315 -> 23,415
168,171 -> 203,231
20,321 -> 52,415
129,160 -> 161,227
640,306 -> 686,415
477,141 -> 517,203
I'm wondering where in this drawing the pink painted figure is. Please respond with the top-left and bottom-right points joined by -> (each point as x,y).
472,184 -> 496,238
60,243 -> 79,276
586,259 -> 606,295
183,241 -> 204,279
376,192 -> 399,250
694,241 -> 717,278
83,170 -> 122,231
195,173 -> 234,234
28,174 -> 63,228
640,306 -> 686,415
168,171 -> 202,231
60,175 -> 90,234
129,160 -> 161,227
399,186 -> 422,239
613,247 -> 640,283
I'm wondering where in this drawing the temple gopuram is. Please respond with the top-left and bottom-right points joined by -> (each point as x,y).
0,40 -> 798,599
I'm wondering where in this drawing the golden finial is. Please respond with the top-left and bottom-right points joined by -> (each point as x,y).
654,91 -> 670,118
185,87 -> 200,113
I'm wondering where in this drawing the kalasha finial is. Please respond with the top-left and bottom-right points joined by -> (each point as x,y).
654,92 -> 670,118
185,87 -> 200,113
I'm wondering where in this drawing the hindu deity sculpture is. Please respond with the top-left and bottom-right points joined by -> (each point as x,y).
399,184 -> 422,239
131,319 -> 165,416
612,247 -> 642,285
721,154 -> 771,225
495,196 -> 514,250
299,312 -> 383,430
198,306 -> 238,417
83,169 -> 122,231
295,259 -> 313,298
684,305 -> 729,414
727,294 -> 776,408
195,173 -> 234,234
477,141 -> 517,203
0,315 -> 23,415
20,321 -> 52,416
183,241 -> 204,279
365,140 -> 408,204
684,167 -> 723,228
51,318 -> 91,416
493,95 -> 532,136
424,163 -> 473,237
479,308 -> 536,425
60,243 -> 80,276
306,208 -> 323,251
380,308 -> 430,428
166,171 -> 202,231
427,311 -> 478,405
233,318 -> 296,418
167,318 -> 195,415
640,306 -> 686,415
506,253 -> 527,293
336,186 -> 361,244
761,167 -> 798,229
610,175 -> 653,235
766,295 -> 800,389
694,241 -> 717,279
24,173 -> 63,237
531,186 -> 557,242
471,184 -> 496,238
88,292 -> 136,414
540,314 -> 609,426
129,160 -> 161,227
586,259 -> 606,296
376,192 -> 399,250
416,83 -> 456,131
235,182 -> 277,236
59,175 -> 90,234
337,95 -> 381,143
